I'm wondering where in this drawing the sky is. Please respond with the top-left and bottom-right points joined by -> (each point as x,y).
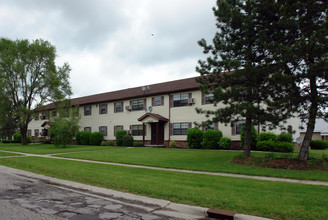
0,0 -> 217,98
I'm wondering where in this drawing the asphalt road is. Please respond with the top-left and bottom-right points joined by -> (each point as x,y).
0,171 -> 177,220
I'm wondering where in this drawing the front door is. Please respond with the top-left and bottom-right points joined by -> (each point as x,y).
151,122 -> 164,145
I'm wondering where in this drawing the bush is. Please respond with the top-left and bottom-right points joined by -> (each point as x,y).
90,132 -> 104,146
256,140 -> 275,151
80,131 -> 91,145
273,142 -> 294,153
187,128 -> 203,149
169,140 -> 176,148
133,141 -> 144,147
240,125 -> 258,149
107,140 -> 115,146
13,132 -> 21,143
258,132 -> 277,141
218,137 -> 232,149
2,140 -> 12,144
75,132 -> 83,145
42,140 -> 51,144
115,130 -> 127,146
310,140 -> 328,149
122,134 -> 134,147
201,129 -> 222,149
277,133 -> 293,143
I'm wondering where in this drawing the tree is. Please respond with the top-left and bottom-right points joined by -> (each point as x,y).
196,0 -> 290,157
49,106 -> 80,148
263,1 -> 328,160
0,38 -> 72,145
0,88 -> 17,140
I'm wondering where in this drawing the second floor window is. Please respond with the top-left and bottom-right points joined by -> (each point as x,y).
114,102 -> 123,113
84,106 -> 91,116
131,99 -> 145,111
152,96 -> 164,106
40,112 -> 49,120
173,93 -> 188,107
99,104 -> 107,114
205,92 -> 214,104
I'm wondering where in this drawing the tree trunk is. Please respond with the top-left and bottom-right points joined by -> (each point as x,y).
298,75 -> 318,161
243,116 -> 252,157
20,124 -> 28,145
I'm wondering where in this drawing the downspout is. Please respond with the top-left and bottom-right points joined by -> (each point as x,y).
168,93 -> 171,147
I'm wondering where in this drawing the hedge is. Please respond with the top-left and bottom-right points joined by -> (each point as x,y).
187,128 -> 203,149
310,140 -> 328,149
240,125 -> 258,149
256,140 -> 294,152
122,134 -> 134,147
90,132 -> 104,146
79,131 -> 92,145
218,137 -> 232,149
277,133 -> 293,143
115,130 -> 127,146
258,132 -> 277,141
201,129 -> 222,149
133,141 -> 144,147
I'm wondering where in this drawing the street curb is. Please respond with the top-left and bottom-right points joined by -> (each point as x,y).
0,165 -> 273,220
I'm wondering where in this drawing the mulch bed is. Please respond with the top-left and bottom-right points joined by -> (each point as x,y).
232,157 -> 328,171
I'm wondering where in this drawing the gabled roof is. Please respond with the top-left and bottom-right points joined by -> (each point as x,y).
43,76 -> 200,110
138,113 -> 169,122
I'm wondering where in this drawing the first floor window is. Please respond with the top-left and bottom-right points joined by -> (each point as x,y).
52,111 -> 57,117
173,122 -> 189,135
232,120 -> 245,135
34,129 -> 39,137
114,125 -> 123,136
173,93 -> 188,107
27,130 -> 31,137
84,127 -> 91,132
99,126 -> 107,136
131,124 -> 143,136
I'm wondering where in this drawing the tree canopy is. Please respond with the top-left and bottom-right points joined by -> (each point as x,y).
0,38 -> 72,144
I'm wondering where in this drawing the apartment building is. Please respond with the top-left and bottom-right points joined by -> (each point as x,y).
28,77 -> 301,147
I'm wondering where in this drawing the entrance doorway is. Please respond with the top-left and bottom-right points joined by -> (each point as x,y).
151,122 -> 164,145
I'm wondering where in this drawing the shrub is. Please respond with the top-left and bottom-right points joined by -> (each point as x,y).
101,140 -> 107,146
80,131 -> 91,145
240,125 -> 258,149
13,132 -> 21,143
2,140 -> 12,144
187,128 -> 203,149
256,140 -> 275,151
258,132 -> 277,141
169,140 -> 176,148
310,140 -> 328,149
90,132 -> 104,146
115,130 -> 127,146
107,140 -> 115,146
75,132 -> 83,145
42,140 -> 51,144
122,134 -> 134,147
218,137 -> 232,149
201,129 -> 222,149
277,133 -> 293,143
273,141 -> 294,153
133,141 -> 144,147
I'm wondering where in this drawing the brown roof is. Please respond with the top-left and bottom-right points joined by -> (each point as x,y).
138,113 -> 169,122
43,76 -> 200,110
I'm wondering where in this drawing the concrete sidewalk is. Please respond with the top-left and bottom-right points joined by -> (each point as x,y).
0,149 -> 327,186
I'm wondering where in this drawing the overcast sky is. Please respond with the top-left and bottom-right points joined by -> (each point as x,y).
0,0 -> 217,98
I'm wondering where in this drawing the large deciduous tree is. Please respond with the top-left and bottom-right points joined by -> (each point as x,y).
0,38 -> 72,145
196,0 -> 293,157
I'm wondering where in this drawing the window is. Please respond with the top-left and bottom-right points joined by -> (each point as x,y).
131,99 -> 145,111
205,92 -> 214,104
152,96 -> 163,106
131,125 -> 143,136
27,130 -> 31,137
114,102 -> 123,113
84,127 -> 91,132
40,112 -> 48,120
287,125 -> 293,134
35,114 -> 39,121
52,111 -> 57,117
114,125 -> 123,136
232,120 -> 245,135
34,129 -> 39,137
99,126 -> 107,137
99,104 -> 107,114
84,106 -> 91,116
173,93 -> 188,107
173,122 -> 189,135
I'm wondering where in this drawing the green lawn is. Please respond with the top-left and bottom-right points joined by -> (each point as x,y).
0,156 -> 326,220
0,143 -> 119,154
0,151 -> 20,157
55,148 -> 328,181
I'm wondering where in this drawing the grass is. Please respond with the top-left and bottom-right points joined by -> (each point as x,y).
0,156 -> 327,220
0,151 -> 20,157
0,143 -> 119,154
55,147 -> 328,181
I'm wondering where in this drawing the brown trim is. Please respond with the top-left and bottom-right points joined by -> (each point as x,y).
169,95 -> 173,108
201,92 -> 205,105
231,121 -> 236,136
214,122 -> 218,130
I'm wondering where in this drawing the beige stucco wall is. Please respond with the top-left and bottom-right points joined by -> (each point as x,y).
28,89 -> 302,143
